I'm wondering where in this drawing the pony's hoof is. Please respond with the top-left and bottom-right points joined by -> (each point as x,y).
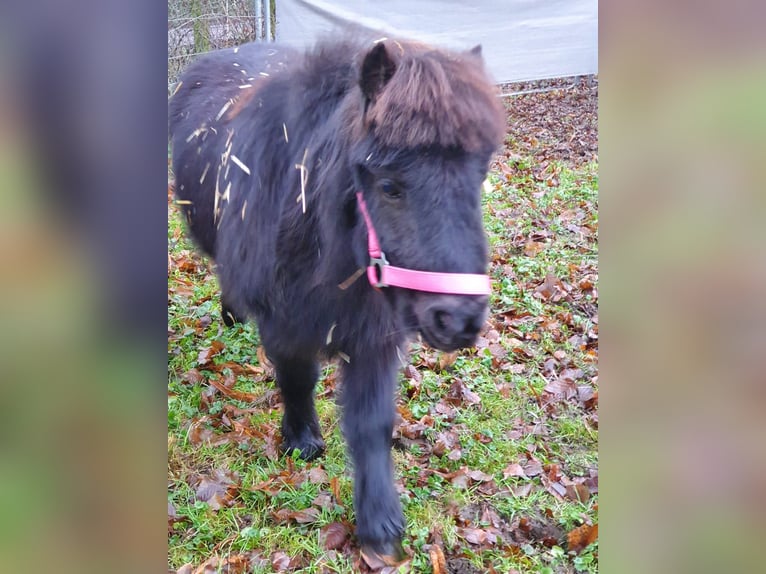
221,302 -> 243,327
281,434 -> 326,461
360,540 -> 408,569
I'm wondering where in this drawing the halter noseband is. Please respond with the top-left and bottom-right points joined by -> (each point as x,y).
355,192 -> 492,296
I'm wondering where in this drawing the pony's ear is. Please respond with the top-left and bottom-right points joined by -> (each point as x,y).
467,44 -> 483,58
360,42 -> 397,103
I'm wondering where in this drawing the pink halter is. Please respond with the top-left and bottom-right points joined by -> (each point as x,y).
356,192 -> 492,296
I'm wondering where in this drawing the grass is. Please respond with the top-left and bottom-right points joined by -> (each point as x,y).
168,158 -> 598,573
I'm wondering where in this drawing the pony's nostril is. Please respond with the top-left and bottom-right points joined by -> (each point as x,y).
433,310 -> 452,332
463,316 -> 482,337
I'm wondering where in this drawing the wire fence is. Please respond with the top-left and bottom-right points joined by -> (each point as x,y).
168,1 -> 594,97
168,0 -> 274,91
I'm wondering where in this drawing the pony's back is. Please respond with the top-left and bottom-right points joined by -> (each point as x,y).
168,43 -> 300,257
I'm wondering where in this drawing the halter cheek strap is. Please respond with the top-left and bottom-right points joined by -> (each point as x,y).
356,192 -> 492,296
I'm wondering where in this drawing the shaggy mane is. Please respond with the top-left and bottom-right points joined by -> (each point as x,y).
353,39 -> 505,153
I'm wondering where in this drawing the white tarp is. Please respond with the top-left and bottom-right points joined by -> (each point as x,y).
275,0 -> 598,84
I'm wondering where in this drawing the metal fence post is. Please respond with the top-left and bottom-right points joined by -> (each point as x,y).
255,0 -> 262,41
264,0 -> 272,41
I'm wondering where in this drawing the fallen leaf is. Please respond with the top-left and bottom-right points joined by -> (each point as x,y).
488,343 -> 508,367
250,423 -> 281,461
193,469 -> 239,510
429,544 -> 447,574
485,328 -> 501,343
503,463 -> 527,479
403,364 -> 422,382
545,463 -> 562,482
361,546 -> 409,569
567,523 -> 598,554
460,527 -> 488,545
447,449 -> 463,462
256,346 -> 274,377
512,483 -> 534,497
523,460 -> 543,477
187,420 -> 216,446
321,522 -> 349,550
432,430 -> 460,457
208,377 -> 261,403
565,483 -> 590,503
192,556 -> 219,574
436,351 -> 459,371
330,476 -> 341,502
197,340 -> 225,367
448,379 -> 481,405
534,273 -> 567,302
546,480 -> 568,499
273,506 -> 320,524
307,466 -> 329,485
180,368 -> 206,386
523,240 -> 545,257
464,469 -> 493,482
271,551 -> 291,572
310,491 -> 332,510
544,377 -> 578,400
577,385 -> 595,404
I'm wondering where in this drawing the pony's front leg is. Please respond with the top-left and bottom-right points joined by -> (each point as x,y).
340,351 -> 406,562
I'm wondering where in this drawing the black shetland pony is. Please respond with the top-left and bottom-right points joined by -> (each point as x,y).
169,37 -> 505,562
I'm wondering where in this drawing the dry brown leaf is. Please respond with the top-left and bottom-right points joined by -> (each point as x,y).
577,385 -> 596,406
544,377 -> 578,399
460,527 -> 488,545
546,480 -> 568,499
502,463 -> 527,479
250,424 -> 281,461
180,368 -> 206,386
330,476 -> 341,502
321,522 -> 349,551
534,273 -> 567,302
512,482 -> 534,497
202,555 -> 250,574
565,483 -> 590,503
429,544 -> 446,574
523,240 -> 545,257
272,506 -> 320,524
360,546 -> 410,570
256,345 -> 274,377
436,351 -> 459,371
307,466 -> 329,485
197,340 -> 225,367
567,523 -> 598,554
449,379 -> 481,405
523,460 -> 543,477
207,377 -> 261,403
485,328 -> 501,343
271,551 -> 291,572
432,431 -> 460,458
312,492 -> 333,510
403,364 -> 422,384
187,425 -> 211,445
194,469 -> 239,511
464,469 -> 493,482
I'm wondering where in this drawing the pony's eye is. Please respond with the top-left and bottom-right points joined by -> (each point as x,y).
379,180 -> 402,199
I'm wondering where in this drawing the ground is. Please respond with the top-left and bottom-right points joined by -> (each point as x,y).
168,76 -> 598,573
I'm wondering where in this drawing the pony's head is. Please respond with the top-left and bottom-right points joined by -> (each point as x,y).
347,39 -> 505,351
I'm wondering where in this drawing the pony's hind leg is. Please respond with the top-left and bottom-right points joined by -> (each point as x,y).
273,355 -> 325,461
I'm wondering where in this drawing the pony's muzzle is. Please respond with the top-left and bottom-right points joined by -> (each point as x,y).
417,295 -> 488,351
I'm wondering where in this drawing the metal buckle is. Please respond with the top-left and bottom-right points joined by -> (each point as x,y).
370,252 -> 389,288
